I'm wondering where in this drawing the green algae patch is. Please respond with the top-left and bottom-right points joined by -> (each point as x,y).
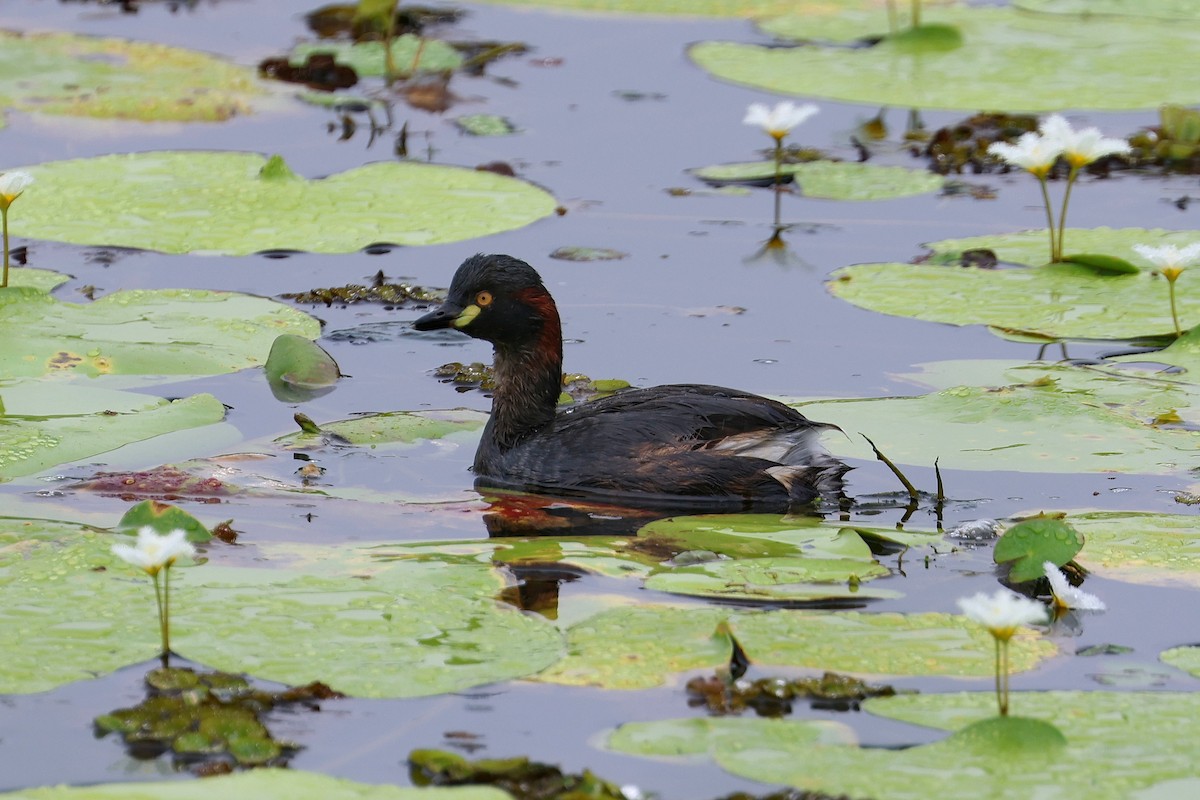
828,228 -> 1200,340
0,30 -> 266,130
690,160 -> 944,200
0,274 -> 319,378
793,362 -> 1200,475
12,152 -> 557,254
535,605 -> 1053,689
1067,512 -> 1200,587
0,382 -> 226,479
452,0 -> 799,17
693,3 -> 1200,111
0,525 -> 563,697
608,692 -> 1200,800
0,769 -> 513,799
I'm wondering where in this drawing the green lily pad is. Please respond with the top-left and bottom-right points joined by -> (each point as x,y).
455,0 -> 799,17
12,152 -> 557,254
0,524 -> 563,696
689,161 -> 944,200
1112,325 -> 1200,379
828,228 -> 1200,340
114,500 -> 211,543
993,517 -> 1084,582
535,605 -> 1053,689
794,362 -> 1200,474
1015,0 -> 1200,20
1067,512 -> 1200,586
644,557 -> 896,602
290,35 -> 463,78
0,30 -> 266,131
0,382 -> 226,479
608,692 -> 1200,800
1161,645 -> 1200,678
692,3 -> 1200,111
275,408 -> 488,447
455,114 -> 517,137
0,769 -> 512,799
264,334 -> 341,401
0,272 -> 319,378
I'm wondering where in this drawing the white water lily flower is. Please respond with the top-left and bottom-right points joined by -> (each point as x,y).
743,101 -> 819,140
1132,242 -> 1200,282
958,589 -> 1047,641
987,132 -> 1063,179
1039,114 -> 1131,168
0,170 -> 32,206
1042,562 -> 1106,611
112,526 -> 195,576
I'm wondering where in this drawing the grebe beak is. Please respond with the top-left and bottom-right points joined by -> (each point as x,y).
413,301 -> 469,331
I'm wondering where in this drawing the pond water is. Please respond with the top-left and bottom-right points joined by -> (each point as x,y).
0,1 -> 1197,798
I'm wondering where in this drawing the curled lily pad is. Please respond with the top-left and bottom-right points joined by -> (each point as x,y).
693,2 -> 1200,111
0,381 -> 227,479
0,30 -> 267,130
115,500 -> 211,543
264,334 -> 341,402
993,516 -> 1084,583
13,152 -> 557,255
609,691 -> 1194,799
828,228 -> 1200,340
689,160 -> 944,200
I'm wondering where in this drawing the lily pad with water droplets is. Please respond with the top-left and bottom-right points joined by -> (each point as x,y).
828,228 -> 1200,340
792,361 -> 1200,475
12,152 -> 558,255
535,604 -> 1053,689
993,517 -> 1084,582
1067,512 -> 1200,587
0,769 -> 513,799
692,2 -> 1200,111
0,381 -> 227,479
0,30 -> 267,130
607,691 -> 1200,800
689,160 -> 944,200
0,524 -> 563,696
0,270 -> 319,379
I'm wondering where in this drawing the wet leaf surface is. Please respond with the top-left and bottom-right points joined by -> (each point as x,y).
689,160 -> 944,200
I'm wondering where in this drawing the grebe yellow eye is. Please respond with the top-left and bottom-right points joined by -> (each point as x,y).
476,291 -> 493,307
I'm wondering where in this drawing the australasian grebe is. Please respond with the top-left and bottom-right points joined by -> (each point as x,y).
413,254 -> 849,511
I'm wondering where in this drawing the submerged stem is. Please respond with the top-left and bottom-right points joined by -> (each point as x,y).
1056,166 -> 1079,262
1037,176 -> 1058,263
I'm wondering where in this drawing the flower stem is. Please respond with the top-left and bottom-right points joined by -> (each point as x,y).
1000,639 -> 1011,717
2,205 -> 9,288
911,0 -> 922,27
1037,176 -> 1058,263
993,636 -> 1004,716
152,571 -> 169,666
1168,278 -> 1183,338
772,136 -> 784,228
1056,166 -> 1079,262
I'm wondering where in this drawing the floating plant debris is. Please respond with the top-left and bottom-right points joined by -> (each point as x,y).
687,671 -> 901,716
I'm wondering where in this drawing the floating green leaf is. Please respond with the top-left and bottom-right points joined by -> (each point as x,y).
290,35 -> 463,78
13,152 -> 557,254
993,517 -> 1084,582
1161,645 -> 1200,677
115,500 -> 211,543
608,691 -> 1200,800
0,382 -> 226,479
689,160 -> 944,200
535,605 -> 1053,689
692,3 -> 1200,111
1063,253 -> 1141,275
275,408 -> 487,447
455,114 -> 517,137
454,0 -> 799,17
828,228 -> 1200,340
793,362 -> 1200,474
1015,0 -> 1200,20
0,272 -> 319,378
0,30 -> 267,130
0,769 -> 512,799
1068,512 -> 1200,586
0,524 -> 563,696
264,334 -> 341,402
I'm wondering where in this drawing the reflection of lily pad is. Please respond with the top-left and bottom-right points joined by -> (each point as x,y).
13,152 -> 557,254
0,381 -> 226,479
690,161 -> 944,200
608,691 -> 1200,800
0,30 -> 265,130
794,362 -> 1199,474
0,769 -> 512,799
536,605 -> 1053,689
828,228 -> 1200,340
693,3 -> 1200,111
0,270 -> 320,378
1,525 -> 563,696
